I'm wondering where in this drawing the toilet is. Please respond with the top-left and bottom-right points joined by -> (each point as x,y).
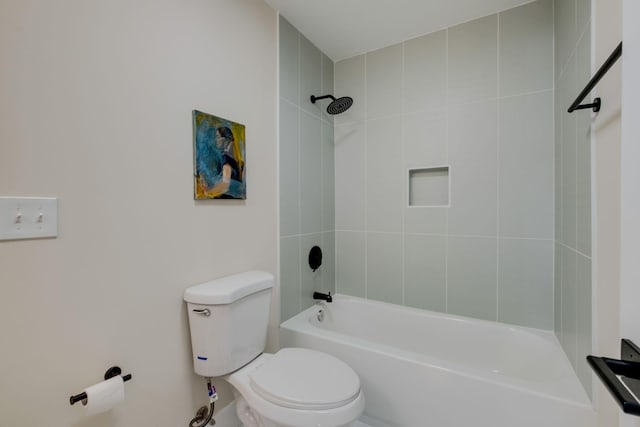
184,270 -> 365,427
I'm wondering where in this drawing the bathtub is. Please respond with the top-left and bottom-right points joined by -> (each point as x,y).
280,295 -> 595,427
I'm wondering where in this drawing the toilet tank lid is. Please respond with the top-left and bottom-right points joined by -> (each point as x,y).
184,271 -> 274,305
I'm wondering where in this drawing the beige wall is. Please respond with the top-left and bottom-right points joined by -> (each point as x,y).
592,0 -> 622,425
620,1 -> 640,427
0,1 -> 277,426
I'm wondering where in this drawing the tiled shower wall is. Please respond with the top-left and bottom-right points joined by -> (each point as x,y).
334,0 -> 555,329
554,0 -> 592,396
279,17 -> 336,321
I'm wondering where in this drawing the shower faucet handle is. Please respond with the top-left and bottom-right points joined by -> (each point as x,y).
193,308 -> 211,317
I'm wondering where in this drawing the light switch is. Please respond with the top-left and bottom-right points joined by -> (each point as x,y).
0,197 -> 58,241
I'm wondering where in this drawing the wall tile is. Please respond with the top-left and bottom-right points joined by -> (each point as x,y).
301,233 -> 323,309
322,121 -> 335,232
561,55 -> 578,248
499,0 -> 553,96
300,111 -> 322,233
575,25 -> 592,95
404,207 -> 447,235
403,30 -> 447,113
322,231 -> 336,294
447,236 -> 497,321
499,91 -> 554,239
321,53 -> 335,124
448,14 -> 498,105
402,109 -> 447,168
335,231 -> 366,297
402,108 -> 448,237
554,0 -> 592,393
279,18 -> 335,322
576,253 -> 592,397
555,87 -> 564,243
577,0 -> 591,38
404,234 -> 446,311
366,232 -> 403,304
554,243 -> 562,336
576,122 -> 592,255
335,123 -> 366,230
279,99 -> 300,236
280,236 -> 301,321
300,35 -> 322,117
279,16 -> 299,104
576,27 -> 592,256
367,44 -> 403,119
448,100 -> 498,236
313,3 -> 560,332
554,0 -> 577,79
561,246 -> 578,367
335,55 -> 366,125
498,238 -> 554,329
367,118 -> 403,232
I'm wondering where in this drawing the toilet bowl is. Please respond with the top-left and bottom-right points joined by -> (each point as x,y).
184,271 -> 365,427
226,348 -> 365,427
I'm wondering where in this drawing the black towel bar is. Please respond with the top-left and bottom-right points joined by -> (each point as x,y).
587,339 -> 640,416
568,41 -> 622,113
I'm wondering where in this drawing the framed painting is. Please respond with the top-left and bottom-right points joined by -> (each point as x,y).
192,110 -> 246,200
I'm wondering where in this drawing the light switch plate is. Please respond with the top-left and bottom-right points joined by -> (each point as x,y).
0,197 -> 58,241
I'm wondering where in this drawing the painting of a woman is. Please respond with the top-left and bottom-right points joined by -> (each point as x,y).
193,110 -> 246,199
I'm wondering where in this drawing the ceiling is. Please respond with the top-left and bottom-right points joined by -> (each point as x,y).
264,0 -> 534,61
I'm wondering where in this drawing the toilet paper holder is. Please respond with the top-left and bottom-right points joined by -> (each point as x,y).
69,366 -> 132,405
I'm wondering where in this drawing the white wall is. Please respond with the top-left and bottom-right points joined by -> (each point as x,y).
620,1 -> 640,426
333,0 -> 556,330
592,0 -> 622,423
591,0 -> 640,426
0,1 -> 277,426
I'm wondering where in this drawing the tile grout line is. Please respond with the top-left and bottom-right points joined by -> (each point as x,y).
363,53 -> 369,300
401,40 -> 406,306
496,11 -> 501,323
296,29 -> 303,314
572,0 -> 579,369
551,0 -> 559,337
276,15 -> 282,321
320,51 -> 325,295
330,87 -> 554,127
334,64 -> 345,288
444,27 -> 450,314
554,0 -> 565,341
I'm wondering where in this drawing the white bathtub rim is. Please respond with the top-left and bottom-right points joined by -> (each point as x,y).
312,294 -> 559,338
280,295 -> 592,409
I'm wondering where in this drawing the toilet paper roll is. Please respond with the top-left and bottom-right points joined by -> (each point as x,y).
82,376 -> 125,416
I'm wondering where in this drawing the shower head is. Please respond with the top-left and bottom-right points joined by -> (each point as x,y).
310,94 -> 354,115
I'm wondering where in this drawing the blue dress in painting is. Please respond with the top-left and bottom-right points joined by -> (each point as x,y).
194,120 -> 245,199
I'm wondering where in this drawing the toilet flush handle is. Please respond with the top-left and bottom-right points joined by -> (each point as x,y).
193,308 -> 211,317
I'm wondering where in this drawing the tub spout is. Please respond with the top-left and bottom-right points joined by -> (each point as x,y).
313,291 -> 332,303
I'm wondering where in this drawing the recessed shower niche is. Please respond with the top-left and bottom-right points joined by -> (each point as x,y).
408,166 -> 450,207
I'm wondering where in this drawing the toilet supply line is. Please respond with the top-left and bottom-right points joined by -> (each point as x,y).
188,378 -> 217,427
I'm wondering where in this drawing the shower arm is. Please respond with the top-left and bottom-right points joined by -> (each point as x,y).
310,94 -> 336,104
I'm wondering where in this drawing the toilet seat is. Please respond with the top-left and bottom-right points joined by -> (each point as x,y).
249,348 -> 360,410
226,349 -> 365,427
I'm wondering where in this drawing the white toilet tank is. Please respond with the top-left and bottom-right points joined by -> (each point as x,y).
184,270 -> 273,377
